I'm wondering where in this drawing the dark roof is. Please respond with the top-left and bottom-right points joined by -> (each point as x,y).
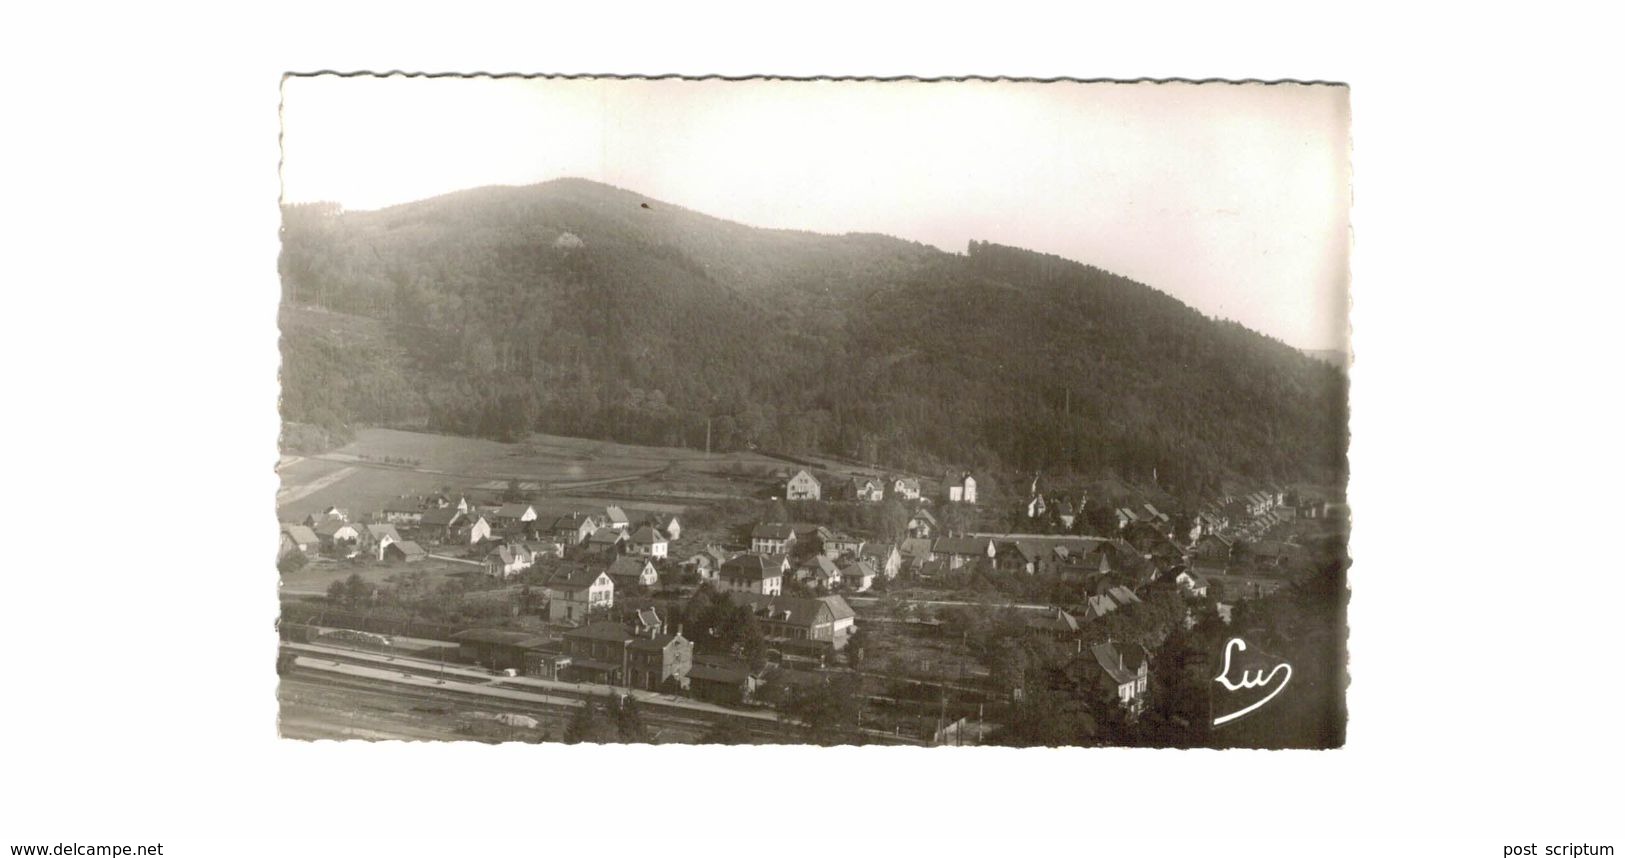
563,622 -> 636,643
726,592 -> 854,626
1028,608 -> 1080,634
932,536 -> 991,556
722,554 -> 783,581
859,542 -> 898,561
899,537 -> 933,559
282,524 -> 319,545
495,503 -> 534,519
627,633 -> 687,652
629,525 -> 666,544
687,663 -> 750,684
451,628 -> 550,648
607,556 -> 653,580
393,540 -> 426,557
547,564 -> 608,590
751,523 -> 797,540
419,508 -> 462,527
1087,642 -> 1147,685
588,527 -> 625,544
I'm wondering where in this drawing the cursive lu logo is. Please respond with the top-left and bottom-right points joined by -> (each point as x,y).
1212,638 -> 1292,727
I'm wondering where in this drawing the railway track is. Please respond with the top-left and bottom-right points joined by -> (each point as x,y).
283,663 -> 752,741
281,654 -> 793,743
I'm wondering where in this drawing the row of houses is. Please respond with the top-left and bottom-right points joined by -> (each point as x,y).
451,589 -> 857,697
278,519 -> 428,563
782,469 -> 978,505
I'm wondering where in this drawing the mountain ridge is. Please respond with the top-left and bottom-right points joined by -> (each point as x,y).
279,178 -> 1347,497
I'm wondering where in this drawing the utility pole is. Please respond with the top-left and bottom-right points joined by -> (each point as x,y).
705,417 -> 711,456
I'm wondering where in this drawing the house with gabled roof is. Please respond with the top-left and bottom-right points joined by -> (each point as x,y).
281,524 -> 319,554
721,554 -> 784,596
627,524 -> 669,559
1074,641 -> 1150,714
786,469 -> 821,501
493,502 -> 538,526
586,526 -> 627,554
750,522 -> 797,555
606,556 -> 659,590
544,564 -> 614,623
850,476 -> 884,503
795,555 -> 843,590
682,545 -> 731,584
859,542 -> 902,579
838,558 -> 877,592
906,508 -> 937,539
386,540 -> 427,563
460,514 -> 494,546
485,543 -> 535,578
313,518 -> 361,555
721,592 -> 856,651
366,523 -> 401,559
893,477 -> 922,501
603,505 -> 630,530
930,536 -> 995,569
551,513 -> 600,546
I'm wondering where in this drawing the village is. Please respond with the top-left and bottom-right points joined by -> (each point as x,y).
278,455 -> 1349,745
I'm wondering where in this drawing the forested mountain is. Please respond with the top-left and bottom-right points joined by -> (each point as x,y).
279,178 -> 1347,496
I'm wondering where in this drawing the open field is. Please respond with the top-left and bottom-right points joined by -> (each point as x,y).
278,671 -> 577,742
276,427 -> 790,521
279,556 -> 479,597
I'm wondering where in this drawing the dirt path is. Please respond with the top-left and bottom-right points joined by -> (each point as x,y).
276,465 -> 358,505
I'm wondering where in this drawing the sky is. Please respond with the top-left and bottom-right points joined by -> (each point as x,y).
280,76 -> 1350,351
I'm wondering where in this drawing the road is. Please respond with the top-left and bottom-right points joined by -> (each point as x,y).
283,640 -> 927,744
286,641 -> 780,722
847,595 -> 1053,611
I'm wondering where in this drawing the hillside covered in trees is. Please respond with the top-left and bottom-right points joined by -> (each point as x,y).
279,178 -> 1347,496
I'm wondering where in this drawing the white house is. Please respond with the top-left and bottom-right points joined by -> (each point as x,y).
607,556 -> 660,589
947,472 -> 977,504
750,523 -> 797,555
381,499 -> 424,525
366,524 -> 401,560
851,477 -> 884,503
485,543 -> 536,578
628,525 -> 669,559
786,470 -> 821,501
465,515 -> 494,545
720,554 -> 784,596
493,503 -> 538,526
545,566 -> 614,623
893,477 -> 921,501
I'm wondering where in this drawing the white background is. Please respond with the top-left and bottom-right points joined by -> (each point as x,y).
1,3 -> 1621,857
